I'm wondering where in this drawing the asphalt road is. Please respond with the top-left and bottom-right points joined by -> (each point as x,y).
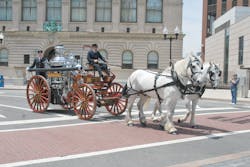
0,89 -> 250,167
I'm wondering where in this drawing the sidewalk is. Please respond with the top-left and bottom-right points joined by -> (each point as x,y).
202,88 -> 250,103
1,84 -> 250,103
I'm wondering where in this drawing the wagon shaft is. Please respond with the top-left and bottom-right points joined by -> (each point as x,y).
97,97 -> 120,106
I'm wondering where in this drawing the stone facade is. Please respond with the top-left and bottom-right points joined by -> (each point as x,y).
0,0 -> 183,84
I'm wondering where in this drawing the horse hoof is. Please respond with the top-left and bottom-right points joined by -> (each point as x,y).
128,123 -> 133,127
169,131 -> 177,135
127,121 -> 133,127
159,125 -> 164,130
140,121 -> 147,127
191,125 -> 197,129
152,118 -> 159,123
167,127 -> 178,134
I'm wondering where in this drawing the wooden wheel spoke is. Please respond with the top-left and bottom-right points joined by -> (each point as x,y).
26,75 -> 50,113
40,96 -> 48,104
28,89 -> 35,93
116,102 -> 124,110
73,84 -> 96,120
105,83 -> 127,116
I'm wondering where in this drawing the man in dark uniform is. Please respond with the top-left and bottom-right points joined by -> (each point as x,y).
28,50 -> 47,78
87,44 -> 109,79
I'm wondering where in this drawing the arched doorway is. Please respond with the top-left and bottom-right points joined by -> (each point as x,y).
43,46 -> 55,61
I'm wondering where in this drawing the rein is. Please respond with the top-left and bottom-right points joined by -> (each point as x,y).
125,72 -> 176,98
124,57 -> 203,100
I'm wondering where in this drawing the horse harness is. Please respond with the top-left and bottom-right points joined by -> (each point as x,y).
125,68 -> 203,104
125,72 -> 177,103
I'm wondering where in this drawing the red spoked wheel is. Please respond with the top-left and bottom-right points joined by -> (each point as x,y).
73,83 -> 96,120
26,75 -> 50,113
105,83 -> 128,116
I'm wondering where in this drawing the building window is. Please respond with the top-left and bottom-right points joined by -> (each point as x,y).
221,0 -> 227,15
0,49 -> 8,66
24,54 -> 30,64
99,49 -> 108,59
243,0 -> 248,6
121,0 -> 137,22
207,0 -> 217,37
223,28 -> 229,84
147,51 -> 158,69
122,50 -> 133,69
96,0 -> 112,22
47,0 -> 62,21
71,0 -> 87,22
232,0 -> 237,7
22,0 -> 37,21
238,36 -> 244,65
0,0 -> 12,21
146,0 -> 162,23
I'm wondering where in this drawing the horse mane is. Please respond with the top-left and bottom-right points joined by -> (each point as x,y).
174,55 -> 190,77
173,53 -> 202,85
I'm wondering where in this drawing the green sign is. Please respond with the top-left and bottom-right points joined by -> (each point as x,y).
43,21 -> 62,32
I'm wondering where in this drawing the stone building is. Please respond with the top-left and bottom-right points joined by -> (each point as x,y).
0,0 -> 183,84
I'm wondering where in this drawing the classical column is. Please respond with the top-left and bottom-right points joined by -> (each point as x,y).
138,0 -> 146,33
112,0 -> 120,32
37,0 -> 46,31
62,0 -> 69,31
12,0 -> 21,31
87,0 -> 95,32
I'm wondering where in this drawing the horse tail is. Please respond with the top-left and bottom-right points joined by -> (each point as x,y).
122,83 -> 128,96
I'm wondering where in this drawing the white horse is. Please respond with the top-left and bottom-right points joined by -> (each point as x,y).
122,54 -> 203,134
151,62 -> 222,128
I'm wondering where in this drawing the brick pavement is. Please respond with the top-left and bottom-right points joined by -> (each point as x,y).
0,111 -> 250,164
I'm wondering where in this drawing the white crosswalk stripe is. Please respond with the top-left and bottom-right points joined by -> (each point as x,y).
0,114 -> 7,119
0,107 -> 242,126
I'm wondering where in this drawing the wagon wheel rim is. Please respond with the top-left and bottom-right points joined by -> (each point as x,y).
73,84 -> 96,120
105,83 -> 128,116
26,75 -> 50,113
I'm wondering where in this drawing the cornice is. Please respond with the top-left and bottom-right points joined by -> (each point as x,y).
3,31 -> 185,40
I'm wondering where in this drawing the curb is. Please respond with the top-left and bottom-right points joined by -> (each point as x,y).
202,97 -> 250,103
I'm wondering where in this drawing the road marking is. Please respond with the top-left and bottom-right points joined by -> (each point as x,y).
0,119 -> 121,133
131,107 -> 236,114
0,116 -> 78,126
1,129 -> 250,167
169,151 -> 250,167
0,95 -> 26,98
0,114 -> 7,119
0,107 -> 237,126
0,110 -> 249,133
0,104 -> 31,111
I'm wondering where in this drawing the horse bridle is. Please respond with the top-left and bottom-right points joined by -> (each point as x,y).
209,64 -> 222,82
186,58 -> 203,83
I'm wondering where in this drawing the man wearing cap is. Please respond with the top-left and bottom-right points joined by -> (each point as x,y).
87,44 -> 109,79
28,50 -> 47,78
